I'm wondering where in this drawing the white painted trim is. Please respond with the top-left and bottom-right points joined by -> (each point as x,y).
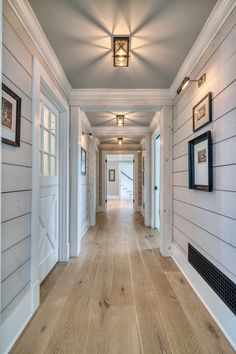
107,195 -> 120,200
31,56 -> 70,310
70,88 -> 173,100
0,0 -> 2,326
99,144 -> 140,150
170,0 -> 236,96
151,129 -> 160,229
0,290 -> 32,354
172,244 -> 236,351
159,106 -> 173,256
91,126 -> 151,136
7,0 -> 72,98
69,106 -> 82,257
149,111 -> 161,132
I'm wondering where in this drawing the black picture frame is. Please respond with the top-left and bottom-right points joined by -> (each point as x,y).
81,147 -> 86,175
108,169 -> 115,182
193,92 -> 212,132
188,131 -> 212,191
2,83 -> 21,146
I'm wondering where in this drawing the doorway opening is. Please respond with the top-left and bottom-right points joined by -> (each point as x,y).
106,154 -> 134,210
154,135 -> 160,230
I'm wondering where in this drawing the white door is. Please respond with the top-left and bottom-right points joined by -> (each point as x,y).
154,135 -> 160,229
39,95 -> 59,282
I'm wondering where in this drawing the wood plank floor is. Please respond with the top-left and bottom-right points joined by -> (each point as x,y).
11,200 -> 234,354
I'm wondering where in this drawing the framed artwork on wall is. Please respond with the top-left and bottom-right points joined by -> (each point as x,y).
81,147 -> 86,175
193,92 -> 212,132
188,131 -> 212,191
108,169 -> 115,181
1,83 -> 21,146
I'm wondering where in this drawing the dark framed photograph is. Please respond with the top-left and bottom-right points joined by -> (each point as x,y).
81,147 -> 86,175
2,83 -> 21,146
188,131 -> 212,191
108,169 -> 115,182
193,92 -> 212,132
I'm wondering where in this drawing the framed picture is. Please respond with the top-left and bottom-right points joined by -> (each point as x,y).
108,169 -> 115,182
1,83 -> 21,146
81,148 -> 86,175
193,92 -> 212,132
188,131 -> 212,191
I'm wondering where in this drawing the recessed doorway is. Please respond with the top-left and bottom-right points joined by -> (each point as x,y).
106,154 -> 134,210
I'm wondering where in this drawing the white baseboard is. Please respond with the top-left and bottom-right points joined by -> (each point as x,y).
172,244 -> 236,350
31,280 -> 40,313
0,290 -> 32,354
107,195 -> 120,200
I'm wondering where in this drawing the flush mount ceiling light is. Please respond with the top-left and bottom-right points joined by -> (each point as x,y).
176,73 -> 206,94
118,137 -> 123,145
116,115 -> 125,127
113,37 -> 130,67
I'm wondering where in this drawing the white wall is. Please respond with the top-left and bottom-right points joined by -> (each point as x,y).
1,13 -> 32,323
0,2 -> 69,352
172,6 -> 236,348
107,161 -> 120,198
80,121 -> 91,238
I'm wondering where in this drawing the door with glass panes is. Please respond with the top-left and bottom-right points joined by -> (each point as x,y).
39,94 -> 59,282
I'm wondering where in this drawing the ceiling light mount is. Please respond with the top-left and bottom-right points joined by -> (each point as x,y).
113,36 -> 130,67
176,73 -> 206,94
117,137 -> 123,145
116,114 -> 125,127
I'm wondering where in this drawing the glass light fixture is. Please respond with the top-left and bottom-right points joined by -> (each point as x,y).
118,138 -> 123,145
176,74 -> 206,94
113,37 -> 130,67
116,115 -> 125,127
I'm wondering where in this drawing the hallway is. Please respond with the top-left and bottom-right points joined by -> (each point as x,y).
11,201 -> 233,354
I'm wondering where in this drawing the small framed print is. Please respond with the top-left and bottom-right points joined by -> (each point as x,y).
108,169 -> 115,182
81,148 -> 86,175
188,131 -> 212,191
193,92 -> 212,132
2,84 -> 21,146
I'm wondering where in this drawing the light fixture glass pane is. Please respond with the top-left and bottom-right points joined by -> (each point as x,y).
43,106 -> 50,129
51,156 -> 56,176
43,130 -> 50,152
43,154 -> 49,176
51,113 -> 56,134
115,57 -> 128,67
51,134 -> 56,155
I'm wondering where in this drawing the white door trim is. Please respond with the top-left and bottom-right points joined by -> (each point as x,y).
31,57 -> 69,312
151,129 -> 160,229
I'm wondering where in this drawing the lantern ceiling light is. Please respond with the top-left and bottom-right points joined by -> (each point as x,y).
116,115 -> 125,127
118,137 -> 123,145
113,37 -> 130,67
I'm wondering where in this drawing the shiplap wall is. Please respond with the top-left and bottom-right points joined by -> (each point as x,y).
1,0 -> 68,324
80,122 -> 90,237
1,15 -> 32,322
172,8 -> 236,286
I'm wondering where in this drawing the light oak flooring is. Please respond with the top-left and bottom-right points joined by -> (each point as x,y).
11,200 -> 234,353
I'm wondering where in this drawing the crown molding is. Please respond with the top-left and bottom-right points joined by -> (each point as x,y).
99,144 -> 140,149
170,0 -> 236,96
90,126 -> 151,137
70,88 -> 173,100
8,0 -> 72,98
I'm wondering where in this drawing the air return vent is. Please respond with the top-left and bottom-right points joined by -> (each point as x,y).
188,243 -> 236,315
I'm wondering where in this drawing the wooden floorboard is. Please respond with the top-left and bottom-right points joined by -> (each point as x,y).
11,200 -> 234,354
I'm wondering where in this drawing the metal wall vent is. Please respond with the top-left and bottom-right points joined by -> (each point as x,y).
188,243 -> 236,315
